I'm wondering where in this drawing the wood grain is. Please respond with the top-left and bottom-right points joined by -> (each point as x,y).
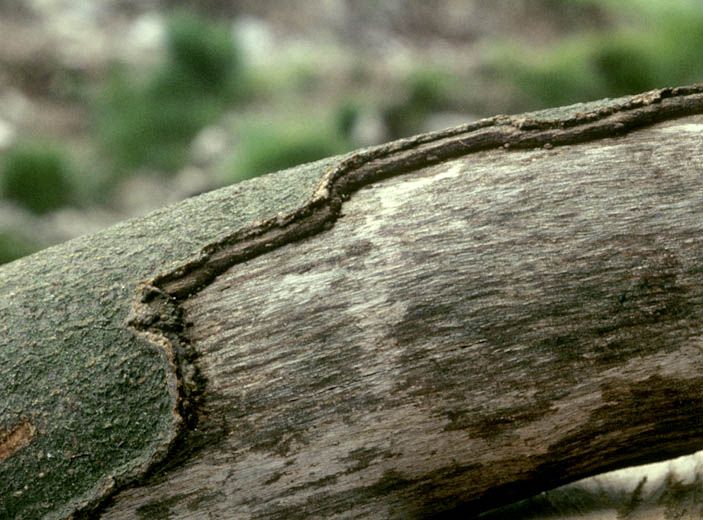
103,114 -> 703,519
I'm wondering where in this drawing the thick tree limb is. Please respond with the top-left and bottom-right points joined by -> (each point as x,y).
2,86 -> 703,519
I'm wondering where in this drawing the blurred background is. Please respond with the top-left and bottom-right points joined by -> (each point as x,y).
0,0 -> 702,264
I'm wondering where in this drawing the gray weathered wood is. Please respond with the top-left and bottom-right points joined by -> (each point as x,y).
2,86 -> 703,519
107,100 -> 703,517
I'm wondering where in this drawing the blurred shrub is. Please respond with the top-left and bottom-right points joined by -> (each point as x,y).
335,101 -> 361,140
96,12 -> 243,175
167,11 -> 241,97
97,69 -> 221,173
497,36 -> 607,108
494,0 -> 703,108
0,231 -> 38,265
225,121 -> 350,183
594,2 -> 703,93
593,34 -> 660,95
383,68 -> 456,138
1,143 -> 76,214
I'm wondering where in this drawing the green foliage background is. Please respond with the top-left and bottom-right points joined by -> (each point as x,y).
495,0 -> 703,107
1,143 -> 76,214
96,12 -> 244,175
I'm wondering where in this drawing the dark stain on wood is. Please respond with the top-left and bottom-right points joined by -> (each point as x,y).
343,446 -> 398,474
136,422 -> 227,488
541,375 -> 703,478
256,464 -> 485,520
186,490 -> 225,511
136,492 -> 189,519
444,398 -> 557,439
263,471 -> 283,485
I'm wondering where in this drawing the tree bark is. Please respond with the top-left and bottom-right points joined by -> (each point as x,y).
2,86 -> 703,519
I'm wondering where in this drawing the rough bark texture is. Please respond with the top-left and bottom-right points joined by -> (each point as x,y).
2,86 -> 703,519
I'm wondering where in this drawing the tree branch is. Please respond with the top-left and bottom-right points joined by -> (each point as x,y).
2,86 -> 703,519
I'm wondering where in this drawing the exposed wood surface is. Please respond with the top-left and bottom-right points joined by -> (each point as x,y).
104,114 -> 703,518
2,87 -> 703,519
